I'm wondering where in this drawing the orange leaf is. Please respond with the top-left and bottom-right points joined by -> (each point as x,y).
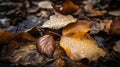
62,20 -> 91,36
60,33 -> 107,61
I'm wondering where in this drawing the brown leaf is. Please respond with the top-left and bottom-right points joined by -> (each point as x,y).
52,0 -> 79,15
110,17 -> 120,35
37,35 -> 55,57
113,40 -> 120,53
62,20 -> 91,36
60,32 -> 107,61
65,60 -> 90,67
44,58 -> 65,67
14,32 -> 36,43
0,30 -> 14,44
53,43 -> 65,58
103,20 -> 112,33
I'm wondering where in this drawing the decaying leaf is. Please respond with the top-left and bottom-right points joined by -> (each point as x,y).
44,58 -> 65,67
60,32 -> 107,61
110,17 -> 120,35
38,1 -> 53,9
37,35 -> 55,57
14,32 -> 36,43
53,43 -> 65,58
52,0 -> 79,15
65,60 -> 90,67
41,12 -> 77,29
103,20 -> 112,33
113,40 -> 120,53
0,30 -> 14,44
8,44 -> 47,65
62,20 -> 91,36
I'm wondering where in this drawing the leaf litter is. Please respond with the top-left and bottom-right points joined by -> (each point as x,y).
0,0 -> 120,67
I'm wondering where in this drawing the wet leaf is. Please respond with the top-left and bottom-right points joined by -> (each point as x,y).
52,0 -> 79,15
62,20 -> 91,36
0,30 -> 14,44
113,40 -> 120,53
41,12 -> 77,29
110,17 -> 120,35
60,32 -> 107,61
37,35 -> 55,57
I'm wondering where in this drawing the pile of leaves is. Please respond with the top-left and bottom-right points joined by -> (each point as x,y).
0,0 -> 120,67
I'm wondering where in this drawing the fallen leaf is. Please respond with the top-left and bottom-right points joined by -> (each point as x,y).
41,12 -> 77,29
62,20 -> 91,36
113,40 -> 120,53
110,17 -> 120,35
53,43 -> 65,58
60,32 -> 107,61
37,35 -> 55,57
65,60 -> 90,67
0,30 -> 14,44
52,0 -> 79,15
87,10 -> 105,17
7,44 -> 46,65
44,58 -> 65,67
83,0 -> 101,5
103,20 -> 112,33
109,10 -> 120,16
38,1 -> 53,9
14,32 -> 36,43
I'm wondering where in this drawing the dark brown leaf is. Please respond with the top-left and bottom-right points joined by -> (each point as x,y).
14,32 -> 36,43
52,0 -> 79,15
37,35 -> 55,57
110,17 -> 120,35
0,30 -> 14,44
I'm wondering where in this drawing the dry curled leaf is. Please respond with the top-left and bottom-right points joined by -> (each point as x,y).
0,30 -> 14,44
60,32 -> 107,61
52,0 -> 79,15
110,17 -> 120,35
113,40 -> 120,53
41,12 -> 77,29
62,20 -> 91,36
37,35 -> 55,57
